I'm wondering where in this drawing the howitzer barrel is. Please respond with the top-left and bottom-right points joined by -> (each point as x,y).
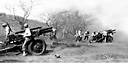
15,27 -> 42,34
15,26 -> 53,37
39,27 -> 53,34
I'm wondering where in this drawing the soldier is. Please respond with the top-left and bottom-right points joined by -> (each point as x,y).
74,30 -> 78,41
91,31 -> 97,40
21,23 -> 31,56
76,29 -> 82,43
2,22 -> 13,40
78,29 -> 82,37
62,29 -> 67,38
51,27 -> 58,45
84,30 -> 90,40
102,30 -> 107,42
92,31 -> 96,37
74,30 -> 78,37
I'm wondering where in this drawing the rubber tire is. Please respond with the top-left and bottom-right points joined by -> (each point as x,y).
28,39 -> 46,55
106,36 -> 113,43
89,36 -> 96,43
89,38 -> 94,43
89,39 -> 92,43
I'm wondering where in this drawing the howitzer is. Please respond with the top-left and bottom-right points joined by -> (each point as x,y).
0,26 -> 54,55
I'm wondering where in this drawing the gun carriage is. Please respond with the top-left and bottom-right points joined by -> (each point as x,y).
0,27 -> 53,55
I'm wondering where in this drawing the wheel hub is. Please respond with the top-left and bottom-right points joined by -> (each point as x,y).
33,42 -> 43,53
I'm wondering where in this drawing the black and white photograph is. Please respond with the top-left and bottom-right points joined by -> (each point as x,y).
0,0 -> 128,63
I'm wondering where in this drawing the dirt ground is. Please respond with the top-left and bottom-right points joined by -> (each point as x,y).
0,40 -> 128,63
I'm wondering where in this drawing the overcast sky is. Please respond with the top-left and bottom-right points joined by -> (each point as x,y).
0,0 -> 128,35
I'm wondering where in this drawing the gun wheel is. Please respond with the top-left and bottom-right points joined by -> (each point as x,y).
28,39 -> 46,55
106,36 -> 113,43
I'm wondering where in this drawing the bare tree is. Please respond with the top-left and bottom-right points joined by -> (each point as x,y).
50,10 -> 93,35
38,11 -> 53,27
5,0 -> 38,30
19,0 -> 33,23
4,3 -> 16,21
39,9 -> 95,38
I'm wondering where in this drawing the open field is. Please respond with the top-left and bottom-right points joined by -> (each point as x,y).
0,39 -> 128,63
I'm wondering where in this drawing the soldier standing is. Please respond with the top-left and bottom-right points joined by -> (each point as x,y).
51,27 -> 58,45
21,23 -> 31,56
84,30 -> 90,40
91,31 -> 97,39
102,30 -> 107,42
2,22 -> 13,42
76,29 -> 82,43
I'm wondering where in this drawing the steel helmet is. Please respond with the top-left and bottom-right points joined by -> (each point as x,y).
23,23 -> 28,28
2,23 -> 7,27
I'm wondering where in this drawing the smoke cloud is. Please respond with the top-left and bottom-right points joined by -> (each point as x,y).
73,0 -> 128,41
73,0 -> 128,36
37,0 -> 128,36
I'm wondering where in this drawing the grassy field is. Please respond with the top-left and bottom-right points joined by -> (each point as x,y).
0,40 -> 128,63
